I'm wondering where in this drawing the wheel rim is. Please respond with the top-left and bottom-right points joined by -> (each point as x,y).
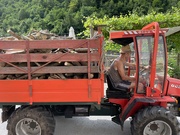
143,120 -> 172,135
15,118 -> 41,135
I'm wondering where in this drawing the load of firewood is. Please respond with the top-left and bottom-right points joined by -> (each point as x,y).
0,29 -> 99,80
2,29 -> 71,40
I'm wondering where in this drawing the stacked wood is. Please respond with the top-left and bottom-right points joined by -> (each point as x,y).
0,30 -> 99,80
0,29 -> 70,41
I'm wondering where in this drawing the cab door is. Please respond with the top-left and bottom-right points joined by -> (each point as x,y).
136,35 -> 167,96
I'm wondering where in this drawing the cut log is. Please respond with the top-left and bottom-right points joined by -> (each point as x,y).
22,35 -> 33,40
0,75 -> 7,79
7,29 -> 22,40
0,28 -> 100,80
49,73 -> 66,79
83,74 -> 94,79
56,74 -> 66,79
0,36 -> 17,41
17,74 -> 28,79
74,48 -> 88,53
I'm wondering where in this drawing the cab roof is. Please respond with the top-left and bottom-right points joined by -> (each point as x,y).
110,29 -> 168,45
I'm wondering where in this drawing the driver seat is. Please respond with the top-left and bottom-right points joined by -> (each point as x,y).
106,75 -> 131,98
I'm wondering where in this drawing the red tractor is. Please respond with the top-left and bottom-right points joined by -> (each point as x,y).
1,22 -> 180,135
107,22 -> 180,134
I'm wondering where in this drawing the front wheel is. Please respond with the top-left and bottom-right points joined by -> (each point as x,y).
131,106 -> 180,135
7,106 -> 55,135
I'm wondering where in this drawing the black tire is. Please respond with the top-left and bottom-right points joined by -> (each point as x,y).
131,106 -> 180,135
7,106 -> 55,135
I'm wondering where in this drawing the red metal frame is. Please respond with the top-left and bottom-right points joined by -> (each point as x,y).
0,79 -> 103,103
142,22 -> 161,97
167,77 -> 180,97
0,38 -> 104,105
110,22 -> 168,97
109,22 -> 176,124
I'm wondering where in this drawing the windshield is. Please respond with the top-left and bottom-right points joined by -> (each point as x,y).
136,36 -> 166,93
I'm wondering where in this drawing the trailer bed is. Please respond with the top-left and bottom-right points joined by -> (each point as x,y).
0,37 -> 104,105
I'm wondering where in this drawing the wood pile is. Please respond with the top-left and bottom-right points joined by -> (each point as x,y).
0,30 -> 99,80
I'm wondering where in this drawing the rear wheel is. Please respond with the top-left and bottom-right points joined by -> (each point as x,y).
7,106 -> 55,135
131,106 -> 180,135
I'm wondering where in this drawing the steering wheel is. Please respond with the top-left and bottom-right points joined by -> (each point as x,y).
139,66 -> 150,86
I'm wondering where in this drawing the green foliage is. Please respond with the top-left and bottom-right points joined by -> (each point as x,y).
168,50 -> 180,78
167,32 -> 180,53
168,65 -> 180,79
18,8 -> 30,20
172,66 -> 180,79
83,7 -> 180,52
0,0 -> 179,36
104,40 -> 121,53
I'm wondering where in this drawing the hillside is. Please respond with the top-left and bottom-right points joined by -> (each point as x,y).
0,0 -> 179,36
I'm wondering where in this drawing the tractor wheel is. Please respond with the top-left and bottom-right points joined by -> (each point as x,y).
7,106 -> 55,135
131,106 -> 180,135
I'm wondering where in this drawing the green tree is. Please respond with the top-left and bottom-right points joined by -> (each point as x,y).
0,0 -> 179,36
18,8 -> 30,20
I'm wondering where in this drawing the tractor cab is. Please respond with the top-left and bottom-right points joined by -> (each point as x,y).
105,23 -> 180,135
107,22 -> 168,98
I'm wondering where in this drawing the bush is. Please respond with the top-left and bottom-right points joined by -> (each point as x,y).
172,66 -> 180,79
168,50 -> 180,79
